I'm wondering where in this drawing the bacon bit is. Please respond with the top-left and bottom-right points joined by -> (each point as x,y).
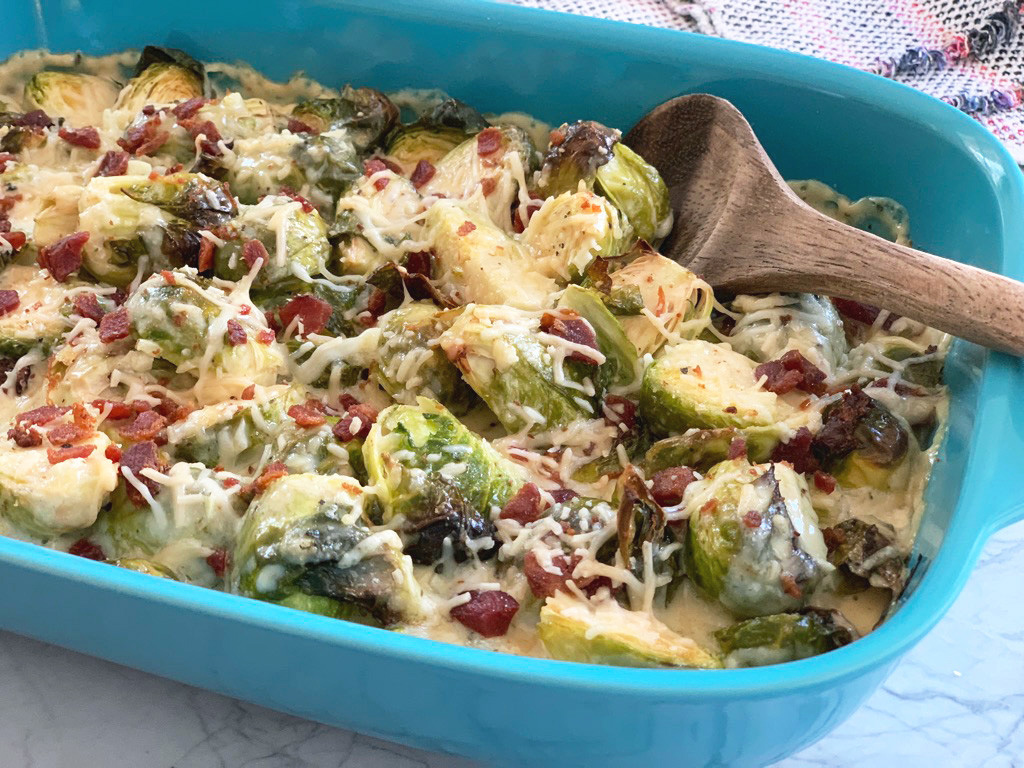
191,236 -> 213,272
95,150 -> 130,177
171,97 -> 209,120
223,477 -> 240,489
58,125 -> 102,150
288,402 -> 326,428
278,188 -> 315,213
0,231 -> 27,251
539,311 -> 601,364
16,109 -> 53,128
337,394 -> 360,411
205,548 -> 229,577
92,399 -> 133,420
276,295 -> 333,337
141,105 -> 157,116
373,175 -> 390,191
511,200 -> 543,233
47,444 -> 96,464
38,231 -> 89,282
119,410 -> 168,442
403,251 -> 432,279
164,163 -> 184,175
650,467 -> 697,506
780,572 -> 803,599
98,307 -> 131,343
603,394 -> 637,431
742,510 -> 763,528
247,460 -> 289,496
523,551 -> 610,599
241,239 -> 268,270
699,499 -> 718,516
256,328 -> 276,344
812,388 -> 875,466
363,157 -> 388,177
822,526 -> 846,553
480,177 -> 497,197
46,421 -> 92,446
476,126 -> 502,155
549,488 -> 579,504
120,440 -> 164,506
0,152 -> 15,173
500,483 -> 544,524
813,470 -> 837,494
239,304 -> 251,316
225,318 -> 247,346
241,384 -> 256,400
770,426 -> 819,475
449,590 -> 519,637
15,405 -> 69,429
410,159 -> 436,188
153,397 -> 192,424
333,403 -> 378,442
0,290 -> 18,317
549,127 -> 566,146
158,269 -> 175,284
147,170 -> 161,181
728,436 -> 747,460
7,425 -> 40,448
456,220 -> 476,237
286,117 -> 316,134
68,538 -> 105,561
104,444 -> 122,462
72,292 -> 105,323
118,117 -> 170,156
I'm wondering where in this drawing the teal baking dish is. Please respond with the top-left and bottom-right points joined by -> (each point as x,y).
3,1 -> 1024,765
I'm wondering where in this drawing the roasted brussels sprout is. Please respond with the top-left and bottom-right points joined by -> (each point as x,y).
291,85 -> 398,152
538,592 -> 721,668
537,120 -> 671,244
640,340 -> 795,437
846,336 -> 945,390
558,285 -> 639,390
292,131 -> 362,213
121,172 -> 237,229
384,98 -> 489,171
685,459 -> 832,618
439,304 -> 601,433
714,608 -> 858,668
230,473 -> 423,624
642,426 -> 778,475
522,190 -> 628,280
823,518 -> 906,592
0,266 -> 73,357
24,71 -> 119,126
115,46 -> 206,114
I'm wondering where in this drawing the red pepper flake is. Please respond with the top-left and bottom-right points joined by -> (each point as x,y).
104,444 -> 122,462
780,572 -> 803,599
118,117 -> 170,156
650,467 -> 697,506
58,125 -> 102,150
277,294 -> 333,337
449,590 -> 519,638
456,220 -> 476,237
0,290 -> 19,317
98,307 -> 131,343
728,436 -> 747,460
410,159 -> 436,188
95,150 -> 130,177
256,328 -> 276,344
68,538 -> 105,561
480,176 -> 497,197
47,444 -> 96,464
196,237 -> 215,273
699,499 -> 718,516
119,410 -> 168,442
241,384 -> 256,400
476,126 -> 502,156
225,318 -> 247,346
223,477 -> 240,489
171,97 -> 209,120
333,403 -> 378,442
286,117 -> 316,134
160,269 -> 176,284
72,292 -> 106,323
813,470 -> 837,494
549,128 -> 566,146
539,310 -> 601,364
241,239 -> 268,270
0,231 -> 27,252
38,231 -> 89,282
147,170 -> 161,181
742,510 -> 763,528
120,440 -> 165,507
499,482 -> 544,524
288,402 -> 327,428
205,548 -> 229,577
247,460 -> 289,495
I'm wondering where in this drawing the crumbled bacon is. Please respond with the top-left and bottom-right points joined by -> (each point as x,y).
728,435 -> 747,460
500,482 -> 544,524
225,318 -> 247,346
104,444 -> 122,462
91,399 -> 133,420
68,538 -> 105,561
197,237 -> 215,272
811,388 -> 875,466
46,422 -> 93,446
95,150 -> 130,177
72,292 -> 106,323
511,200 -> 543,233
256,328 -> 276,344
120,441 -> 164,506
456,220 -> 476,236
780,572 -> 803,599
241,384 -> 256,400
286,117 -> 316,134
7,425 -> 41,447
602,394 -> 637,431
0,290 -> 18,317
476,127 -> 502,155
58,125 -> 102,150
38,231 -> 89,282
119,410 -> 168,442
15,405 -> 69,429
410,159 -> 436,188
754,350 -> 827,396
548,488 -> 579,504
539,311 -> 601,364
178,118 -> 223,156
363,157 -> 388,177
47,444 -> 96,463
279,188 -> 315,213
288,402 -> 327,428
171,97 -> 210,120
16,110 -> 53,129
241,239 -> 269,270
813,470 -> 837,494
0,153 -> 15,173
153,397 -> 192,424
337,394 -> 360,411
277,295 -> 333,337
98,307 -> 131,343
649,467 -> 696,506
449,590 -> 519,637
118,117 -> 170,156
523,551 -> 609,599
0,231 -> 26,251
480,176 -> 497,196
205,548 -> 229,577
246,460 -> 289,496
403,251 -> 432,277
770,426 -> 819,475
332,403 -> 378,442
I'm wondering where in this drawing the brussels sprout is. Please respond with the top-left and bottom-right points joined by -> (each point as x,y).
685,460 -> 832,618
292,131 -> 363,213
642,426 -> 779,475
426,201 -> 557,310
0,430 -> 118,537
714,608 -> 858,668
537,120 -> 671,243
115,46 -> 206,114
364,397 -> 525,527
789,179 -> 911,246
846,335 -> 944,390
374,302 -> 476,413
439,304 -> 600,433
420,125 -> 537,231
816,390 -> 910,491
823,518 -> 906,592
229,473 -> 423,625
384,98 -> 489,171
292,85 -> 398,152
214,195 -> 330,285
521,191 -> 629,280
121,172 -> 237,229
640,340 -> 796,437
602,252 -> 713,356
558,285 -> 639,390
538,592 -> 721,668
24,71 -> 119,126
114,558 -> 179,579
0,266 -> 73,357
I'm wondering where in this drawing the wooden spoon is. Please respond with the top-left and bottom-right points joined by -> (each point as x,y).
624,93 -> 1024,356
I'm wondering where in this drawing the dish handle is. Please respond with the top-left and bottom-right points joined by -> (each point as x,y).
984,357 -> 1024,533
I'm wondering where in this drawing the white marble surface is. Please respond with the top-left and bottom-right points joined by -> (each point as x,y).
2,521 -> 1022,768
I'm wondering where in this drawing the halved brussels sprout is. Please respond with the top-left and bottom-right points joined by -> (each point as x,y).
292,131 -> 362,214
115,46 -> 206,114
426,201 -> 556,310
817,390 -> 911,491
229,473 -> 423,625
640,340 -> 795,437
642,426 -> 778,475
538,592 -> 720,668
0,430 -> 118,537
685,459 -> 832,617
291,85 -> 398,151
558,285 -> 639,390
364,397 -> 525,525
824,518 -> 906,592
0,266 -> 73,357
384,98 -> 489,171
537,120 -> 671,244
121,172 -> 237,229
24,71 -> 119,126
845,335 -> 945,390
439,304 -> 600,433
714,608 -> 858,668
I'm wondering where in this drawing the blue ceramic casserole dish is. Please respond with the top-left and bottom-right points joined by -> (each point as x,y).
3,1 -> 1024,765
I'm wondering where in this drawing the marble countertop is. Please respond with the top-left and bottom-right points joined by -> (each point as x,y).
2,521 -> 1021,768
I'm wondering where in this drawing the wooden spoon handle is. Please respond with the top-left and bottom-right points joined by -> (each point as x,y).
708,206 -> 1024,356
